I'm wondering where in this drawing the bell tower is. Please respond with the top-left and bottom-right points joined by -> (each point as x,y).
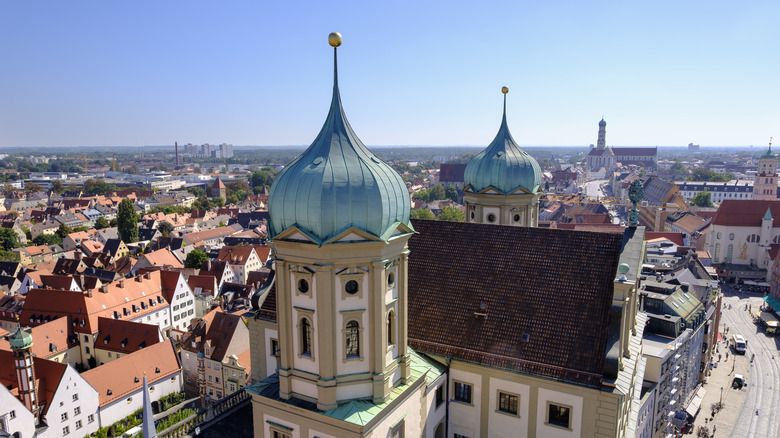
266,33 -> 414,411
463,87 -> 542,227
10,327 -> 38,421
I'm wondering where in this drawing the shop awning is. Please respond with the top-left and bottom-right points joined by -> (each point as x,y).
763,296 -> 780,313
685,387 -> 707,417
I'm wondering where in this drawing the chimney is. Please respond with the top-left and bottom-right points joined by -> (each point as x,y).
119,279 -> 124,288
87,289 -> 93,298
144,272 -> 151,280
101,285 -> 109,294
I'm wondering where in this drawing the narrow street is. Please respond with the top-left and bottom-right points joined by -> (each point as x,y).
713,286 -> 780,438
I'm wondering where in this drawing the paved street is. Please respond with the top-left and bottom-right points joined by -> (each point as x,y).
691,286 -> 780,437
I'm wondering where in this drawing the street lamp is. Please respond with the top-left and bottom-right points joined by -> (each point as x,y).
720,386 -> 723,405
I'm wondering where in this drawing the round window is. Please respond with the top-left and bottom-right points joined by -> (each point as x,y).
513,214 -> 520,222
470,212 -> 475,219
297,279 -> 309,293
388,272 -> 395,286
729,233 -> 735,241
717,232 -> 722,239
487,213 -> 496,223
345,280 -> 359,295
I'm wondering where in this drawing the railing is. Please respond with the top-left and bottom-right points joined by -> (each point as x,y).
157,388 -> 251,438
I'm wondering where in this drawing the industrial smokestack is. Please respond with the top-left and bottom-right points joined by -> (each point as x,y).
175,141 -> 180,167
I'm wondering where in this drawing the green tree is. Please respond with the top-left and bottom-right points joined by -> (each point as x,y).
117,198 -> 139,244
0,250 -> 20,262
690,189 -> 714,207
127,164 -> 140,174
0,228 -> 20,251
445,185 -> 459,202
413,189 -> 430,203
185,249 -> 209,269
437,206 -> 465,222
51,179 -> 65,194
685,168 -> 734,182
187,186 -> 206,197
157,221 -> 174,237
84,179 -> 119,196
24,182 -> 43,192
250,170 -> 273,188
428,184 -> 446,201
410,209 -> 436,220
669,161 -> 687,173
33,233 -> 62,246
94,217 -> 110,230
109,218 -> 118,227
56,223 -> 73,239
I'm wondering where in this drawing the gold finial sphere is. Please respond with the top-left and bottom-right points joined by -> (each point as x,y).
501,86 -> 509,94
328,32 -> 342,47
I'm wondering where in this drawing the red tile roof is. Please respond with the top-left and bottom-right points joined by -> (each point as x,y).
0,317 -> 74,360
82,339 -> 180,407
95,317 -> 162,355
0,348 -> 66,416
645,232 -> 685,246
21,271 -> 168,335
712,200 -> 780,227
138,248 -> 184,269
217,246 -> 256,265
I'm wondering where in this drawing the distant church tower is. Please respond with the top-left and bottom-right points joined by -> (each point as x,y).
263,32 -> 414,413
597,117 -> 607,149
753,138 -> 777,200
10,327 -> 38,421
463,87 -> 542,227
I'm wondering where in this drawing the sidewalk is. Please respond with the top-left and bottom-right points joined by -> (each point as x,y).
688,335 -> 751,436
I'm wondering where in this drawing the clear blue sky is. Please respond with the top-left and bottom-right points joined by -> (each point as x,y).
1,1 -> 778,148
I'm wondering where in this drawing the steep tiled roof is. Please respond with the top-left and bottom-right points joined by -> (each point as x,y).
21,271 -> 168,334
95,317 -> 161,354
199,260 -> 231,284
712,200 -> 780,227
183,225 -> 242,247
39,274 -> 78,291
82,339 -> 180,407
0,316 -> 75,360
188,275 -> 218,297
0,349 -> 67,415
138,248 -> 184,270
217,246 -> 256,265
181,309 -> 244,362
407,219 -> 623,388
645,232 -> 685,246
212,178 -> 226,189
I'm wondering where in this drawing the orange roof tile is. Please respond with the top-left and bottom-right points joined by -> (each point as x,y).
95,317 -> 162,355
82,339 -> 180,407
139,248 -> 184,269
0,317 -> 74,360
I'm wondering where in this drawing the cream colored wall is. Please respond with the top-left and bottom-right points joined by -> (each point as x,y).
449,368 -> 482,437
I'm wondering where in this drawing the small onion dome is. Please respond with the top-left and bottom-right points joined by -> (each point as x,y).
464,87 -> 542,195
268,34 -> 411,243
761,145 -> 775,159
9,327 -> 33,350
599,117 -> 607,127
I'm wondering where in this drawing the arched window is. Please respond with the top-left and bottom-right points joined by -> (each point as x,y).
726,244 -> 734,263
773,235 -> 780,244
301,318 -> 311,356
345,321 -> 359,358
714,243 -> 721,263
747,234 -> 760,243
387,310 -> 395,346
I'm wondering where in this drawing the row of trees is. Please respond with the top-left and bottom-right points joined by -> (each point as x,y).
410,206 -> 465,222
412,184 -> 459,203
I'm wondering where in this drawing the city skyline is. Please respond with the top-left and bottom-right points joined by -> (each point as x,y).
1,0 -> 778,148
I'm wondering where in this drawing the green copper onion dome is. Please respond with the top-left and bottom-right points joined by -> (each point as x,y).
464,88 -> 542,195
268,33 -> 411,243
761,144 -> 775,159
9,327 -> 33,350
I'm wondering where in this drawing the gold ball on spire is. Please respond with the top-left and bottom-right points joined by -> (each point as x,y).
328,32 -> 342,47
501,86 -> 509,94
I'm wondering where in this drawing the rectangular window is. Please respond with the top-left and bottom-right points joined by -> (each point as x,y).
547,402 -> 572,429
272,431 -> 291,438
454,382 -> 472,404
88,414 -> 94,423
74,406 -> 81,415
435,384 -> 444,407
63,426 -> 70,435
498,392 -> 519,415
271,339 -> 280,356
9,410 -> 15,419
61,413 -> 68,422
72,394 -> 79,401
390,419 -> 405,438
75,420 -> 82,429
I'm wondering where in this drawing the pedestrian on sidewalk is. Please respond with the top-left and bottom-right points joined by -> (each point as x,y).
718,353 -> 722,362
726,352 -> 729,360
